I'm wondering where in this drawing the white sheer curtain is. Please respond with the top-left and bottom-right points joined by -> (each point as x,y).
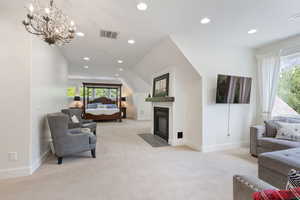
257,53 -> 281,121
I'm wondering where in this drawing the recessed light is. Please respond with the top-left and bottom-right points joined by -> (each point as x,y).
248,29 -> 257,34
128,39 -> 135,44
83,57 -> 90,61
83,66 -> 89,69
118,60 -> 124,64
115,73 -> 119,77
201,17 -> 211,24
76,32 -> 85,37
137,2 -> 148,11
119,68 -> 124,71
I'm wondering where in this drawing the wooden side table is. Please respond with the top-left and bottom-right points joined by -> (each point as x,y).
121,107 -> 127,119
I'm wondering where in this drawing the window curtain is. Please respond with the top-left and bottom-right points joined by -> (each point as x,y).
257,53 -> 281,121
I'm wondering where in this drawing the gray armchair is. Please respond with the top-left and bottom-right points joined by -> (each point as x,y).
47,113 -> 97,164
61,108 -> 97,135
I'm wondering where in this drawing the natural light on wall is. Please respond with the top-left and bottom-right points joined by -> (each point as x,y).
273,53 -> 300,117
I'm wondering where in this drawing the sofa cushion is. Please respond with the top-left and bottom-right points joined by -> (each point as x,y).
265,117 -> 300,138
259,148 -> 300,177
258,138 -> 300,151
276,122 -> 300,142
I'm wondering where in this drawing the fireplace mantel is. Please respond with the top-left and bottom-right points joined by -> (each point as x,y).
145,97 -> 175,103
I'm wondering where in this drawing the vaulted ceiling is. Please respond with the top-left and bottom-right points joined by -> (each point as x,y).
14,0 -> 300,88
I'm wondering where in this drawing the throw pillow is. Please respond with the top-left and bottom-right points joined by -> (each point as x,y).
71,115 -> 80,123
287,169 -> 300,190
253,188 -> 300,200
264,120 -> 280,137
276,122 -> 300,141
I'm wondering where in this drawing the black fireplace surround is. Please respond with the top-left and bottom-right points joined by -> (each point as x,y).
154,107 -> 169,142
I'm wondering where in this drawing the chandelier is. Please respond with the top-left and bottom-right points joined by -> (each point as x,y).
22,0 -> 76,46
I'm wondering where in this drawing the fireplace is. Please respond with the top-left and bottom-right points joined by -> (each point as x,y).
154,107 -> 169,142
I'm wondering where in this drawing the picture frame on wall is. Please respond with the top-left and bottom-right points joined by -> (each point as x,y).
153,73 -> 169,97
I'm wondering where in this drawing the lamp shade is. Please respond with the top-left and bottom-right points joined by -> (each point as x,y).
121,97 -> 126,102
74,96 -> 81,101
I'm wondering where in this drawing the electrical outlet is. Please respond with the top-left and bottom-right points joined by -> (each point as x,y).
8,152 -> 18,161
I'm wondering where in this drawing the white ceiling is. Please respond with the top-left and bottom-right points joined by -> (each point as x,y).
52,0 -> 300,78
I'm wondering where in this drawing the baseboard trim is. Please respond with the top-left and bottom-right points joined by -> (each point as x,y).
0,166 -> 31,180
0,149 -> 51,180
30,149 -> 51,174
201,141 -> 249,153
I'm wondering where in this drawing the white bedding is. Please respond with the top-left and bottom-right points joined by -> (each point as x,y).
86,108 -> 120,115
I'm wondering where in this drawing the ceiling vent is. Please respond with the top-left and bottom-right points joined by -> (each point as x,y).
100,30 -> 119,39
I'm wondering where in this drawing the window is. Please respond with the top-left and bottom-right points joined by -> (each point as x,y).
273,53 -> 300,116
67,87 -> 76,97
67,87 -> 118,99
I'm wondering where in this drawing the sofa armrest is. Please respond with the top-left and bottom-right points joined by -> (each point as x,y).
250,125 -> 266,156
233,175 -> 276,200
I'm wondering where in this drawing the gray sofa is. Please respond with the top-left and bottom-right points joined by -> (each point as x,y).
47,113 -> 97,164
62,108 -> 97,135
250,116 -> 300,157
234,116 -> 300,200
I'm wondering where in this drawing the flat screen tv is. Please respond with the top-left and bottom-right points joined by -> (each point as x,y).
216,74 -> 252,104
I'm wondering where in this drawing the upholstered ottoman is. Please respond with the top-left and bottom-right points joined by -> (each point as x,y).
258,148 -> 300,189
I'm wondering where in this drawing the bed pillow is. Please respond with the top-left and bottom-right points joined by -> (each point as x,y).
71,115 -> 80,123
106,104 -> 117,109
97,104 -> 106,109
276,122 -> 300,141
87,103 -> 97,109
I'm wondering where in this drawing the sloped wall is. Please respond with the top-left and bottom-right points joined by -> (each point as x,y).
171,30 -> 257,151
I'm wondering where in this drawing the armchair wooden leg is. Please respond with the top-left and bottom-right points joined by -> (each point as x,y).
57,157 -> 63,165
91,149 -> 96,158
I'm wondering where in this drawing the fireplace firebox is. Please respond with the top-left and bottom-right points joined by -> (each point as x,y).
154,107 -> 169,142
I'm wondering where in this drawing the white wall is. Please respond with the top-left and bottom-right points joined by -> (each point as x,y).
0,2 -> 32,178
134,37 -> 203,149
0,2 -> 69,178
30,37 -> 69,171
171,30 -> 257,152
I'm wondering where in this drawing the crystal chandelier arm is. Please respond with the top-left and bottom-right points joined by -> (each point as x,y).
24,25 -> 43,36
27,18 -> 44,35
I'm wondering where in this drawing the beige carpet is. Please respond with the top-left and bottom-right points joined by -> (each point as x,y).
0,120 -> 257,200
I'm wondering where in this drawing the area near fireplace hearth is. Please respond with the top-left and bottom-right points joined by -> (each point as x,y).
147,66 -> 202,149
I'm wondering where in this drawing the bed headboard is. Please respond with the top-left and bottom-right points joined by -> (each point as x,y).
89,97 -> 116,104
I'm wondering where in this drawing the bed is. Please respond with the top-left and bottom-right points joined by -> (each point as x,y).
83,83 -> 122,122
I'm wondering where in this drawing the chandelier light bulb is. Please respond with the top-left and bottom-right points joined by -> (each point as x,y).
28,4 -> 34,12
137,2 -> 148,11
70,20 -> 75,26
45,7 -> 50,14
